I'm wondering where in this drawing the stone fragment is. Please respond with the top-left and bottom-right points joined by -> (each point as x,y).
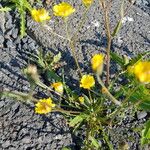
137,111 -> 147,120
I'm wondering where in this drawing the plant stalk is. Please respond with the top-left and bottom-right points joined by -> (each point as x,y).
104,7 -> 112,86
65,18 -> 82,77
43,24 -> 69,41
96,74 -> 121,106
53,107 -> 80,116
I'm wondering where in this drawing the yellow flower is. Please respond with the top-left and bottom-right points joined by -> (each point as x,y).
79,96 -> 84,104
91,54 -> 104,74
31,8 -> 51,22
80,75 -> 95,89
53,2 -> 75,18
51,82 -> 63,94
35,98 -> 55,114
132,61 -> 150,83
82,0 -> 93,7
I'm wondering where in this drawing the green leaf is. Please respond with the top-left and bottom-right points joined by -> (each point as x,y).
69,114 -> 87,127
0,7 -> 11,12
141,120 -> 150,145
112,20 -> 122,37
140,101 -> 150,111
110,52 -> 125,67
19,8 -> 26,38
89,136 -> 101,149
112,0 -> 124,37
128,85 -> 150,111
128,51 -> 150,67
45,69 -> 61,82
52,52 -> 61,64
22,0 -> 32,11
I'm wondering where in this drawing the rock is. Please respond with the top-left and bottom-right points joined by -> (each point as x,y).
12,28 -> 18,39
22,136 -> 31,144
5,19 -> 13,30
5,40 -> 15,48
137,111 -> 147,120
0,11 -> 5,33
2,140 -> 10,148
0,35 -> 4,47
54,134 -> 62,140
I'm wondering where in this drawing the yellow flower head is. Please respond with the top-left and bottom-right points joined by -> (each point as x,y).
35,98 -> 55,114
51,82 -> 63,94
53,2 -> 75,18
82,0 -> 93,7
80,75 -> 95,89
31,8 -> 51,22
79,96 -> 84,104
91,54 -> 104,74
132,61 -> 150,83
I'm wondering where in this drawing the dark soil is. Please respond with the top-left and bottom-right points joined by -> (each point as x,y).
0,0 -> 150,149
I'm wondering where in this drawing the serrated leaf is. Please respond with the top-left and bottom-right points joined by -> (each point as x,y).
19,9 -> 26,38
0,7 -> 11,12
52,52 -> 61,64
128,51 -> 150,67
23,0 -> 32,11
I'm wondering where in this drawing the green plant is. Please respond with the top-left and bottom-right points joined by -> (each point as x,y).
141,120 -> 150,145
1,0 -> 150,149
0,0 -> 32,37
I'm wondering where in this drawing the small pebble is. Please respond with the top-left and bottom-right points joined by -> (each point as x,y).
137,111 -> 147,120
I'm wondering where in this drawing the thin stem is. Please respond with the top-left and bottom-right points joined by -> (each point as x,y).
65,18 -> 82,77
103,130 -> 114,150
42,24 -> 69,41
108,85 -> 140,125
70,41 -> 82,77
1,90 -> 38,103
53,107 -> 80,116
103,7 -> 112,86
98,120 -> 114,150
108,71 -> 126,90
96,74 -> 121,106
124,0 -> 135,17
72,6 -> 90,42
1,90 -> 80,116
85,121 -> 90,149
36,80 -> 66,99
88,90 -> 93,104
64,18 -> 70,40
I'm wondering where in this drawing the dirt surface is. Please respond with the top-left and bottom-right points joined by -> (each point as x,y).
0,0 -> 150,149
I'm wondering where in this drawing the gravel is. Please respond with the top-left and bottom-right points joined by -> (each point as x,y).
0,0 -> 150,149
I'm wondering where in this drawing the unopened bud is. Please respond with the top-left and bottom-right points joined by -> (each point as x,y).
24,65 -> 39,83
101,87 -> 107,94
26,65 -> 37,75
